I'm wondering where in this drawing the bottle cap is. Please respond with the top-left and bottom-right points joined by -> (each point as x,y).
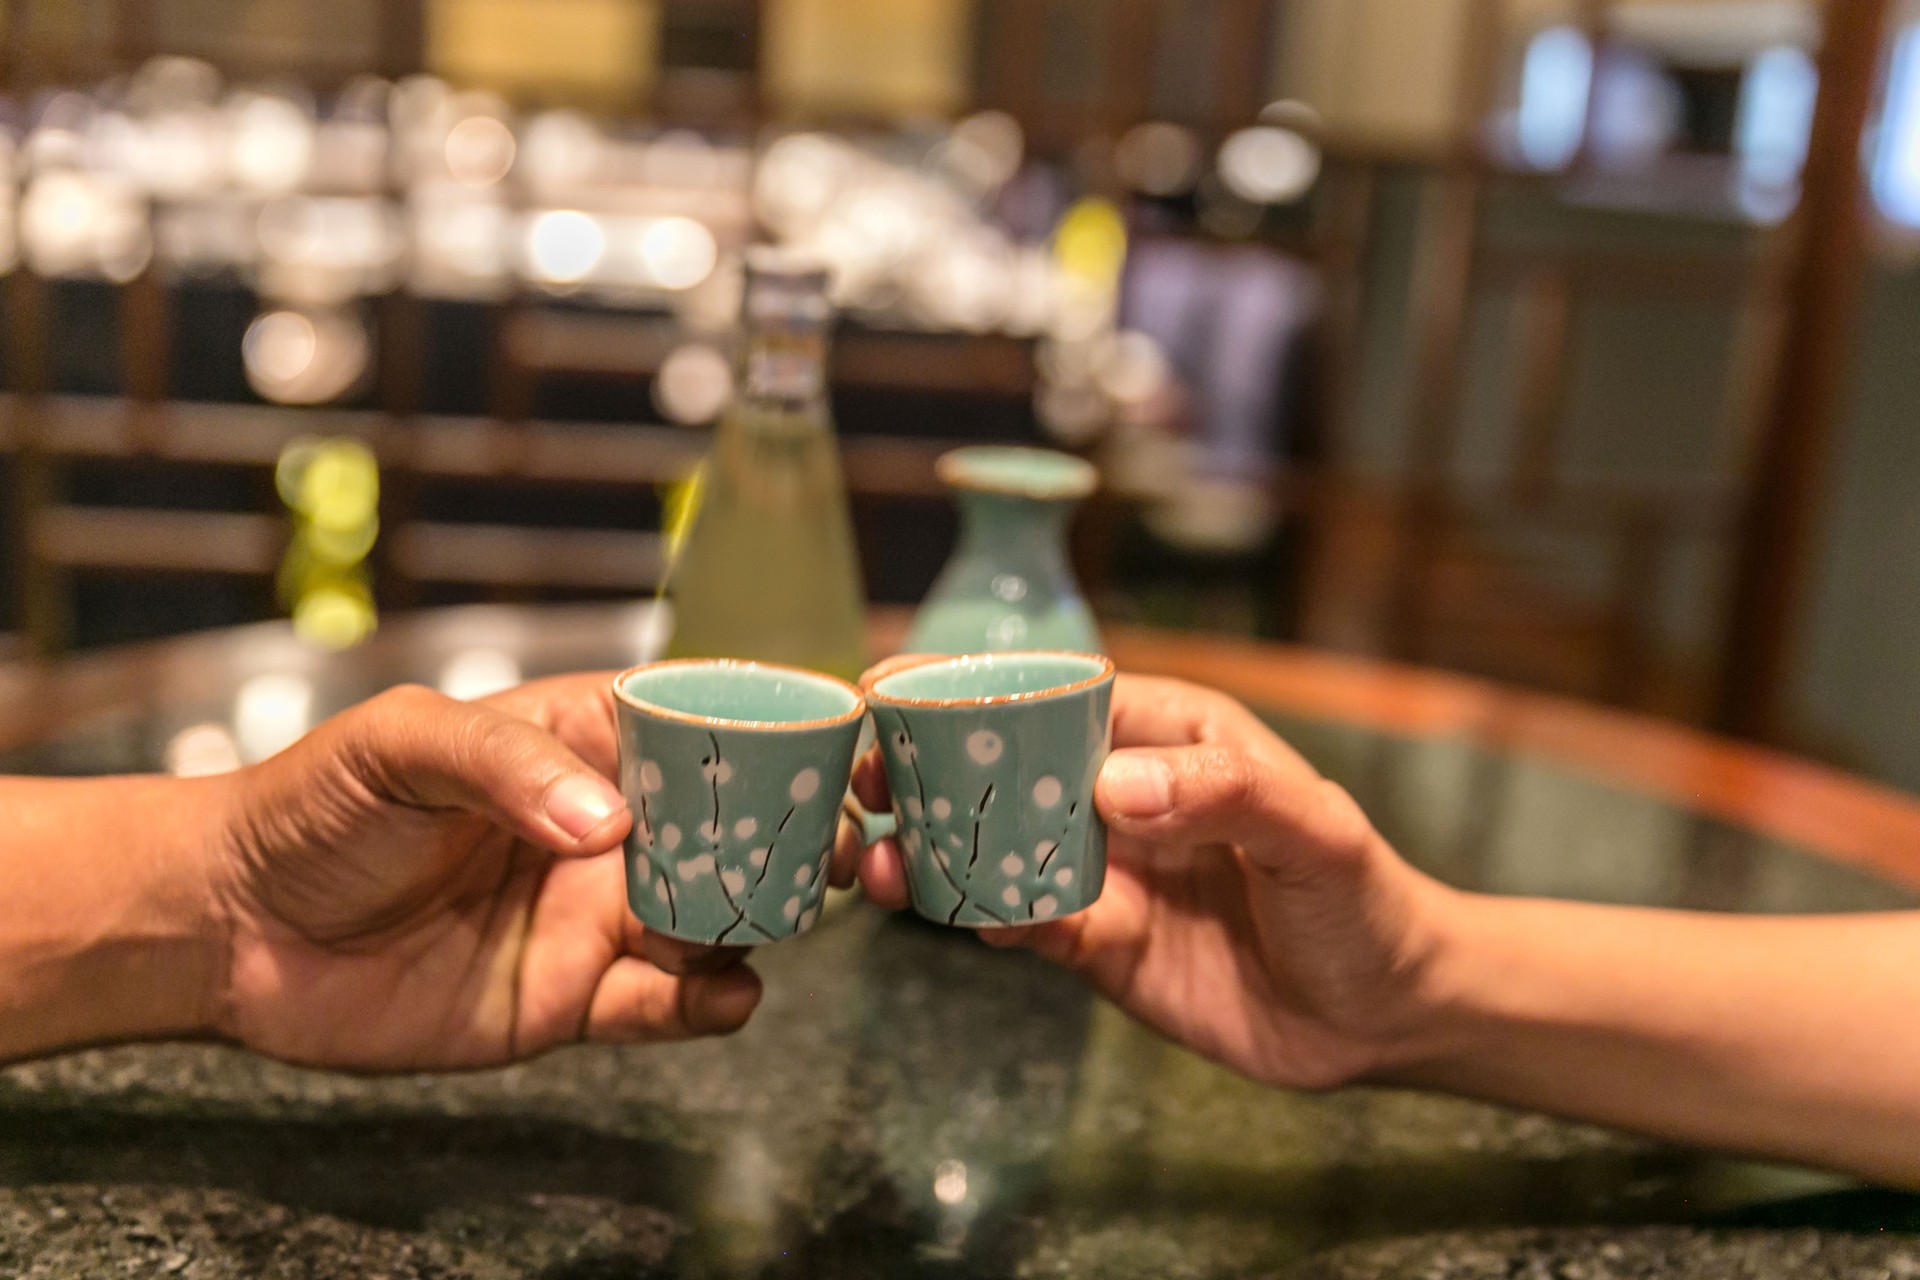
744,245 -> 832,289
743,246 -> 833,326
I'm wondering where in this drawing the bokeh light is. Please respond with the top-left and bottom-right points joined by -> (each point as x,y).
1217,126 -> 1321,204
227,92 -> 316,193
945,110 -> 1025,191
1738,45 -> 1818,192
438,647 -> 523,701
164,723 -> 244,777
234,672 -> 315,760
444,115 -> 517,187
244,309 -> 370,404
1875,25 -> 1920,227
1117,122 -> 1201,196
1517,25 -> 1595,171
639,215 -> 718,289
20,170 -> 150,279
654,342 -> 734,424
275,436 -> 381,650
521,110 -> 602,193
527,208 -> 606,284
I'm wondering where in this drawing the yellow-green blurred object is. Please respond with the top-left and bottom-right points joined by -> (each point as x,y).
276,436 -> 380,650
1052,197 -> 1128,292
661,462 -> 708,563
664,250 -> 868,682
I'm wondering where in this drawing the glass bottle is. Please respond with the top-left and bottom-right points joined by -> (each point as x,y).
665,250 -> 869,681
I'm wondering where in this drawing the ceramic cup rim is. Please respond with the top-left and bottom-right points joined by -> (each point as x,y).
936,446 -> 1099,502
863,650 -> 1116,709
612,658 -> 868,732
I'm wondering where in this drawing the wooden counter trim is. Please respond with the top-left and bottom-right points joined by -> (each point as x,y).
1098,626 -> 1920,891
5,609 -> 1918,891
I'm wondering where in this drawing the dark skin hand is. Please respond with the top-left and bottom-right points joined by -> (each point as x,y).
199,676 -> 757,1069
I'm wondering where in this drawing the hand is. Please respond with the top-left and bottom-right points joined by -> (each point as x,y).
208,676 -> 761,1071
849,673 -> 1456,1090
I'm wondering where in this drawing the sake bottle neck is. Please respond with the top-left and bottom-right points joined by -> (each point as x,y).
738,256 -> 833,418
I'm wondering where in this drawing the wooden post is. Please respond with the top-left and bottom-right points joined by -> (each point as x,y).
6,271 -> 65,655
1713,0 -> 1893,739
111,0 -> 157,73
1382,0 -> 1504,661
379,0 -> 428,80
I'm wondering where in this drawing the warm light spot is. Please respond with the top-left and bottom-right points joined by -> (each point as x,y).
526,208 -> 605,284
438,647 -> 522,701
235,673 -> 315,760
1217,127 -> 1320,204
933,1159 -> 968,1206
654,343 -> 733,424
445,115 -> 516,187
638,216 -> 718,290
228,93 -> 315,193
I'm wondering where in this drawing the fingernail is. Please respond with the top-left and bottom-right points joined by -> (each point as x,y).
1102,754 -> 1173,819
547,774 -> 625,840
687,972 -> 761,1033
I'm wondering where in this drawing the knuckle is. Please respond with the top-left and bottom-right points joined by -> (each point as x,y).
1185,745 -> 1260,810
372,682 -> 445,719
1308,779 -> 1375,859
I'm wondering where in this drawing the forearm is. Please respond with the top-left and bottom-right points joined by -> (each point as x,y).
0,775 -> 231,1062
1395,893 -> 1920,1186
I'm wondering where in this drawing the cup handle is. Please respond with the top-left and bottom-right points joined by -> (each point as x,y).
841,791 -> 898,846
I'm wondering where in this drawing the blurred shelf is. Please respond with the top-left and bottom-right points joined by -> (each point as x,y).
391,523 -> 665,591
31,507 -> 283,576
0,394 -> 965,498
500,309 -> 1039,398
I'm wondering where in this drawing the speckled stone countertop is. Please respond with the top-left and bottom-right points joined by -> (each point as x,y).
4,905 -> 1918,1279
6,608 -> 1920,1276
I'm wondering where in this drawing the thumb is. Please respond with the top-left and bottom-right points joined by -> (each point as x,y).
330,684 -> 632,856
1094,744 -> 1375,878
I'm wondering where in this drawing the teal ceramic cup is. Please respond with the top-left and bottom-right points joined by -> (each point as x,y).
865,652 -> 1115,929
614,660 -> 866,945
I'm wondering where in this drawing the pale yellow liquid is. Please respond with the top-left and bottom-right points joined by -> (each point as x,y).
665,402 -> 869,682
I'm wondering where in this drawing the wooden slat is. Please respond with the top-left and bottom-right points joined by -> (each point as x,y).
392,523 -> 665,590
32,507 -> 283,575
1,394 -> 1744,529
501,309 -> 1039,398
0,395 -> 971,499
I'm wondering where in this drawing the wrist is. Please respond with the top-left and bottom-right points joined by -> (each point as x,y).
1351,877 -> 1492,1087
0,773 -> 235,1060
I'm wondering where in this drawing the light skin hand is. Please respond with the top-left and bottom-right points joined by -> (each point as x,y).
848,669 -> 1920,1187
846,672 -> 1457,1090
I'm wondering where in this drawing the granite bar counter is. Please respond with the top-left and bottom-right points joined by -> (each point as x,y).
4,606 -> 1919,1277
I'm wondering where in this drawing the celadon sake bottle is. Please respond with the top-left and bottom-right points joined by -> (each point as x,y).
665,249 -> 869,681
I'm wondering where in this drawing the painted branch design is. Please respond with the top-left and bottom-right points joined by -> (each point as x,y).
895,723 -> 1013,927
654,855 -> 678,931
753,806 -> 796,894
1036,802 -> 1079,877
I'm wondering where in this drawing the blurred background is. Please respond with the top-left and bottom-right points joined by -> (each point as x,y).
0,0 -> 1914,790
